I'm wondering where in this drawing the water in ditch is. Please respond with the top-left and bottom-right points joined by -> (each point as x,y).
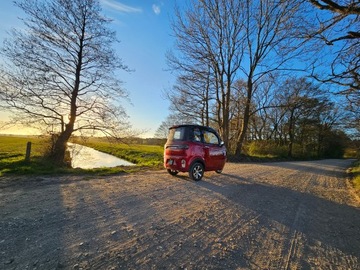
67,143 -> 135,169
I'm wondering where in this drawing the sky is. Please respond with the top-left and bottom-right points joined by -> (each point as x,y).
0,0 -> 184,137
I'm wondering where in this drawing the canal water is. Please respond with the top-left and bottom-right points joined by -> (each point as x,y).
67,143 -> 135,169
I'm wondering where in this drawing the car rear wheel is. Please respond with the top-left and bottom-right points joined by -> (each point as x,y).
189,162 -> 204,181
167,169 -> 179,176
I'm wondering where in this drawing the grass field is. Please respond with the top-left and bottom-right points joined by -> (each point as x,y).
0,136 -> 54,175
0,135 -> 164,176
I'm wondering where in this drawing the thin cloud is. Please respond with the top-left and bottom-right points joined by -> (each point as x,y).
101,0 -> 142,13
152,4 -> 161,15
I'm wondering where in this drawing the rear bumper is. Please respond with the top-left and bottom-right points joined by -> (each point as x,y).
164,156 -> 189,172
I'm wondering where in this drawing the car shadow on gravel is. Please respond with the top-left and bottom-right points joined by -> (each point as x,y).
196,172 -> 360,263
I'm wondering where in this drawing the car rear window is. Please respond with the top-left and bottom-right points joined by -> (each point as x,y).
168,127 -> 186,141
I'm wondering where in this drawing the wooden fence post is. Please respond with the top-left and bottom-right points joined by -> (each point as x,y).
25,142 -> 31,162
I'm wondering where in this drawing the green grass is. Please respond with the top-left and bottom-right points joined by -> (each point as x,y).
0,136 -> 57,175
0,135 -> 164,176
350,160 -> 360,192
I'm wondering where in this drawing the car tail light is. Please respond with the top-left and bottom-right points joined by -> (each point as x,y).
181,159 -> 186,168
166,144 -> 189,150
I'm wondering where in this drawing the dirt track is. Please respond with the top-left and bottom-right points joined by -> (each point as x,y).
1,159 -> 359,269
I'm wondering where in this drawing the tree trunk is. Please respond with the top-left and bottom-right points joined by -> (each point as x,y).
49,41 -> 80,165
235,101 -> 250,155
287,110 -> 295,158
49,123 -> 74,166
49,25 -> 83,165
235,78 -> 253,155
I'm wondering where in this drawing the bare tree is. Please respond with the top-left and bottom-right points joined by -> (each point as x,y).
168,0 -> 303,154
275,78 -> 331,157
234,0 -> 302,155
0,0 -> 130,165
248,78 -> 278,141
167,0 -> 244,148
164,68 -> 215,126
154,114 -> 188,139
300,0 -> 359,116
307,0 -> 360,44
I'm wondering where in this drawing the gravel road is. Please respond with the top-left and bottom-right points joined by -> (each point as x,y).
0,159 -> 359,269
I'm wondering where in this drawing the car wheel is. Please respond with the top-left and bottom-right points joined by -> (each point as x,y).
215,170 -> 222,173
189,162 -> 204,181
167,169 -> 179,176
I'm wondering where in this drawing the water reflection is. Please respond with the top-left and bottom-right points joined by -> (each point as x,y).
67,143 -> 135,169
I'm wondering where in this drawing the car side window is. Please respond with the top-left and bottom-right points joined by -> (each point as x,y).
203,130 -> 219,145
193,128 -> 201,142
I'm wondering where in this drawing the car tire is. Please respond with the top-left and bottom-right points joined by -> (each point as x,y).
167,169 -> 179,176
189,162 -> 204,181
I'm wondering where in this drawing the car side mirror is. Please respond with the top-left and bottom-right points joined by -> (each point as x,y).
219,141 -> 225,147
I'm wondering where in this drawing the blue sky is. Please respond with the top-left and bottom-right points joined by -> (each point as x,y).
0,0 -> 183,137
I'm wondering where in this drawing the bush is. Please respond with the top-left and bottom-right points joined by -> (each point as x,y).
291,144 -> 318,160
248,141 -> 288,158
350,161 -> 360,194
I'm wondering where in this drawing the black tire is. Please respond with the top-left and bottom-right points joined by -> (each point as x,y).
167,169 -> 179,176
189,162 -> 204,181
215,170 -> 222,174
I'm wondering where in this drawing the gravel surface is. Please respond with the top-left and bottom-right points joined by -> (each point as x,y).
0,159 -> 359,269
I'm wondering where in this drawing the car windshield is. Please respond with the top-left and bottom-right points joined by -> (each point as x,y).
168,127 -> 186,141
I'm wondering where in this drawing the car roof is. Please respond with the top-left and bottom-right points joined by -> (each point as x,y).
169,124 -> 217,133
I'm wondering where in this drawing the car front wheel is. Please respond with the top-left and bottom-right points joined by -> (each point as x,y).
189,162 -> 204,181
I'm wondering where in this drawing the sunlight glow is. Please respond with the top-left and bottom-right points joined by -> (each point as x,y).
0,125 -> 41,136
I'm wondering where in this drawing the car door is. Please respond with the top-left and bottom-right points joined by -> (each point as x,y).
202,129 -> 226,170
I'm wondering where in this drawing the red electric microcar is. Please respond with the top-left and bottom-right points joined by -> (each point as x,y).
164,124 -> 227,181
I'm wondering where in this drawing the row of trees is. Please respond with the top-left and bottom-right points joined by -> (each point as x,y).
156,76 -> 348,158
156,0 -> 359,158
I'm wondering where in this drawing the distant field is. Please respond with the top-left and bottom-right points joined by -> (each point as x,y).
0,135 -> 48,162
0,136 -> 52,175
